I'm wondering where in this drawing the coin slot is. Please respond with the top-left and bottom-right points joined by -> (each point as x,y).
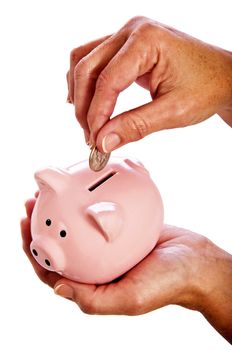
88,172 -> 117,192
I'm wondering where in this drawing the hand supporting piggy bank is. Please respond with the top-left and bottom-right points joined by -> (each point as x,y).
30,157 -> 164,284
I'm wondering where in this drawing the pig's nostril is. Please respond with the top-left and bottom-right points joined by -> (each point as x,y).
45,259 -> 51,266
32,249 -> 38,256
60,230 -> 67,238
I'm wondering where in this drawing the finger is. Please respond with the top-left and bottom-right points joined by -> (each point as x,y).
73,33 -> 126,138
21,217 -> 32,252
54,278 -> 133,315
24,198 -> 36,218
54,278 -> 97,303
87,33 -> 159,144
20,217 -> 60,288
69,35 -> 111,104
96,91 -> 184,153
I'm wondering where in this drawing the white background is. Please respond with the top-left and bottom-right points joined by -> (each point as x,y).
0,0 -> 231,349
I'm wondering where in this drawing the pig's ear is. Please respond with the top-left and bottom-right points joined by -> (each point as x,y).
124,158 -> 149,175
35,167 -> 70,193
86,202 -> 123,242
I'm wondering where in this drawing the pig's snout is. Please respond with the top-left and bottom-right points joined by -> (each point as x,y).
30,237 -> 65,273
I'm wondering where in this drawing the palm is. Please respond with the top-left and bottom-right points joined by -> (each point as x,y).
22,198 -> 204,314
89,226 -> 202,314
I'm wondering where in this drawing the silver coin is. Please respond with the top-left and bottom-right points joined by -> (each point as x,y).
89,146 -> 111,172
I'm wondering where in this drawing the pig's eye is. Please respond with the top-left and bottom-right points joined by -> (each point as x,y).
46,219 -> 51,226
60,230 -> 67,238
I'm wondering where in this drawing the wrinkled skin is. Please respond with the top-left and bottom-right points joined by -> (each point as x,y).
67,16 -> 232,150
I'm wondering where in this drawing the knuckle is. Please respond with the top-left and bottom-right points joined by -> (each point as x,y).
96,69 -> 119,98
70,47 -> 83,64
96,69 -> 111,91
135,22 -> 158,41
70,48 -> 78,64
137,21 -> 153,34
124,112 -> 150,140
131,21 -> 162,43
196,234 -> 210,249
74,57 -> 96,81
125,16 -> 148,29
73,59 -> 87,80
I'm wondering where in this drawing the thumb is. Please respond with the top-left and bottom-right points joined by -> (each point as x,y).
53,278 -> 130,315
96,95 -> 179,153
54,278 -> 96,303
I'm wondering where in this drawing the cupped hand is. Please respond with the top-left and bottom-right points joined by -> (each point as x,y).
67,16 -> 232,151
21,197 -> 214,315
21,197 -> 232,342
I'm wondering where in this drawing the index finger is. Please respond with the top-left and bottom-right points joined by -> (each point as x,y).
87,33 -> 159,144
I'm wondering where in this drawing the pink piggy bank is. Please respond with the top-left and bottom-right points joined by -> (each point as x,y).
30,157 -> 163,284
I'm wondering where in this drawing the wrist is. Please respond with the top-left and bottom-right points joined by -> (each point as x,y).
178,238 -> 232,343
200,244 -> 232,342
197,242 -> 232,308
173,237 -> 216,310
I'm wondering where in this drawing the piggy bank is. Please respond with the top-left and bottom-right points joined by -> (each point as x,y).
30,157 -> 164,284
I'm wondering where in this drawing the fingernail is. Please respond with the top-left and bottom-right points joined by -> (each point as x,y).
102,133 -> 121,153
54,284 -> 74,300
